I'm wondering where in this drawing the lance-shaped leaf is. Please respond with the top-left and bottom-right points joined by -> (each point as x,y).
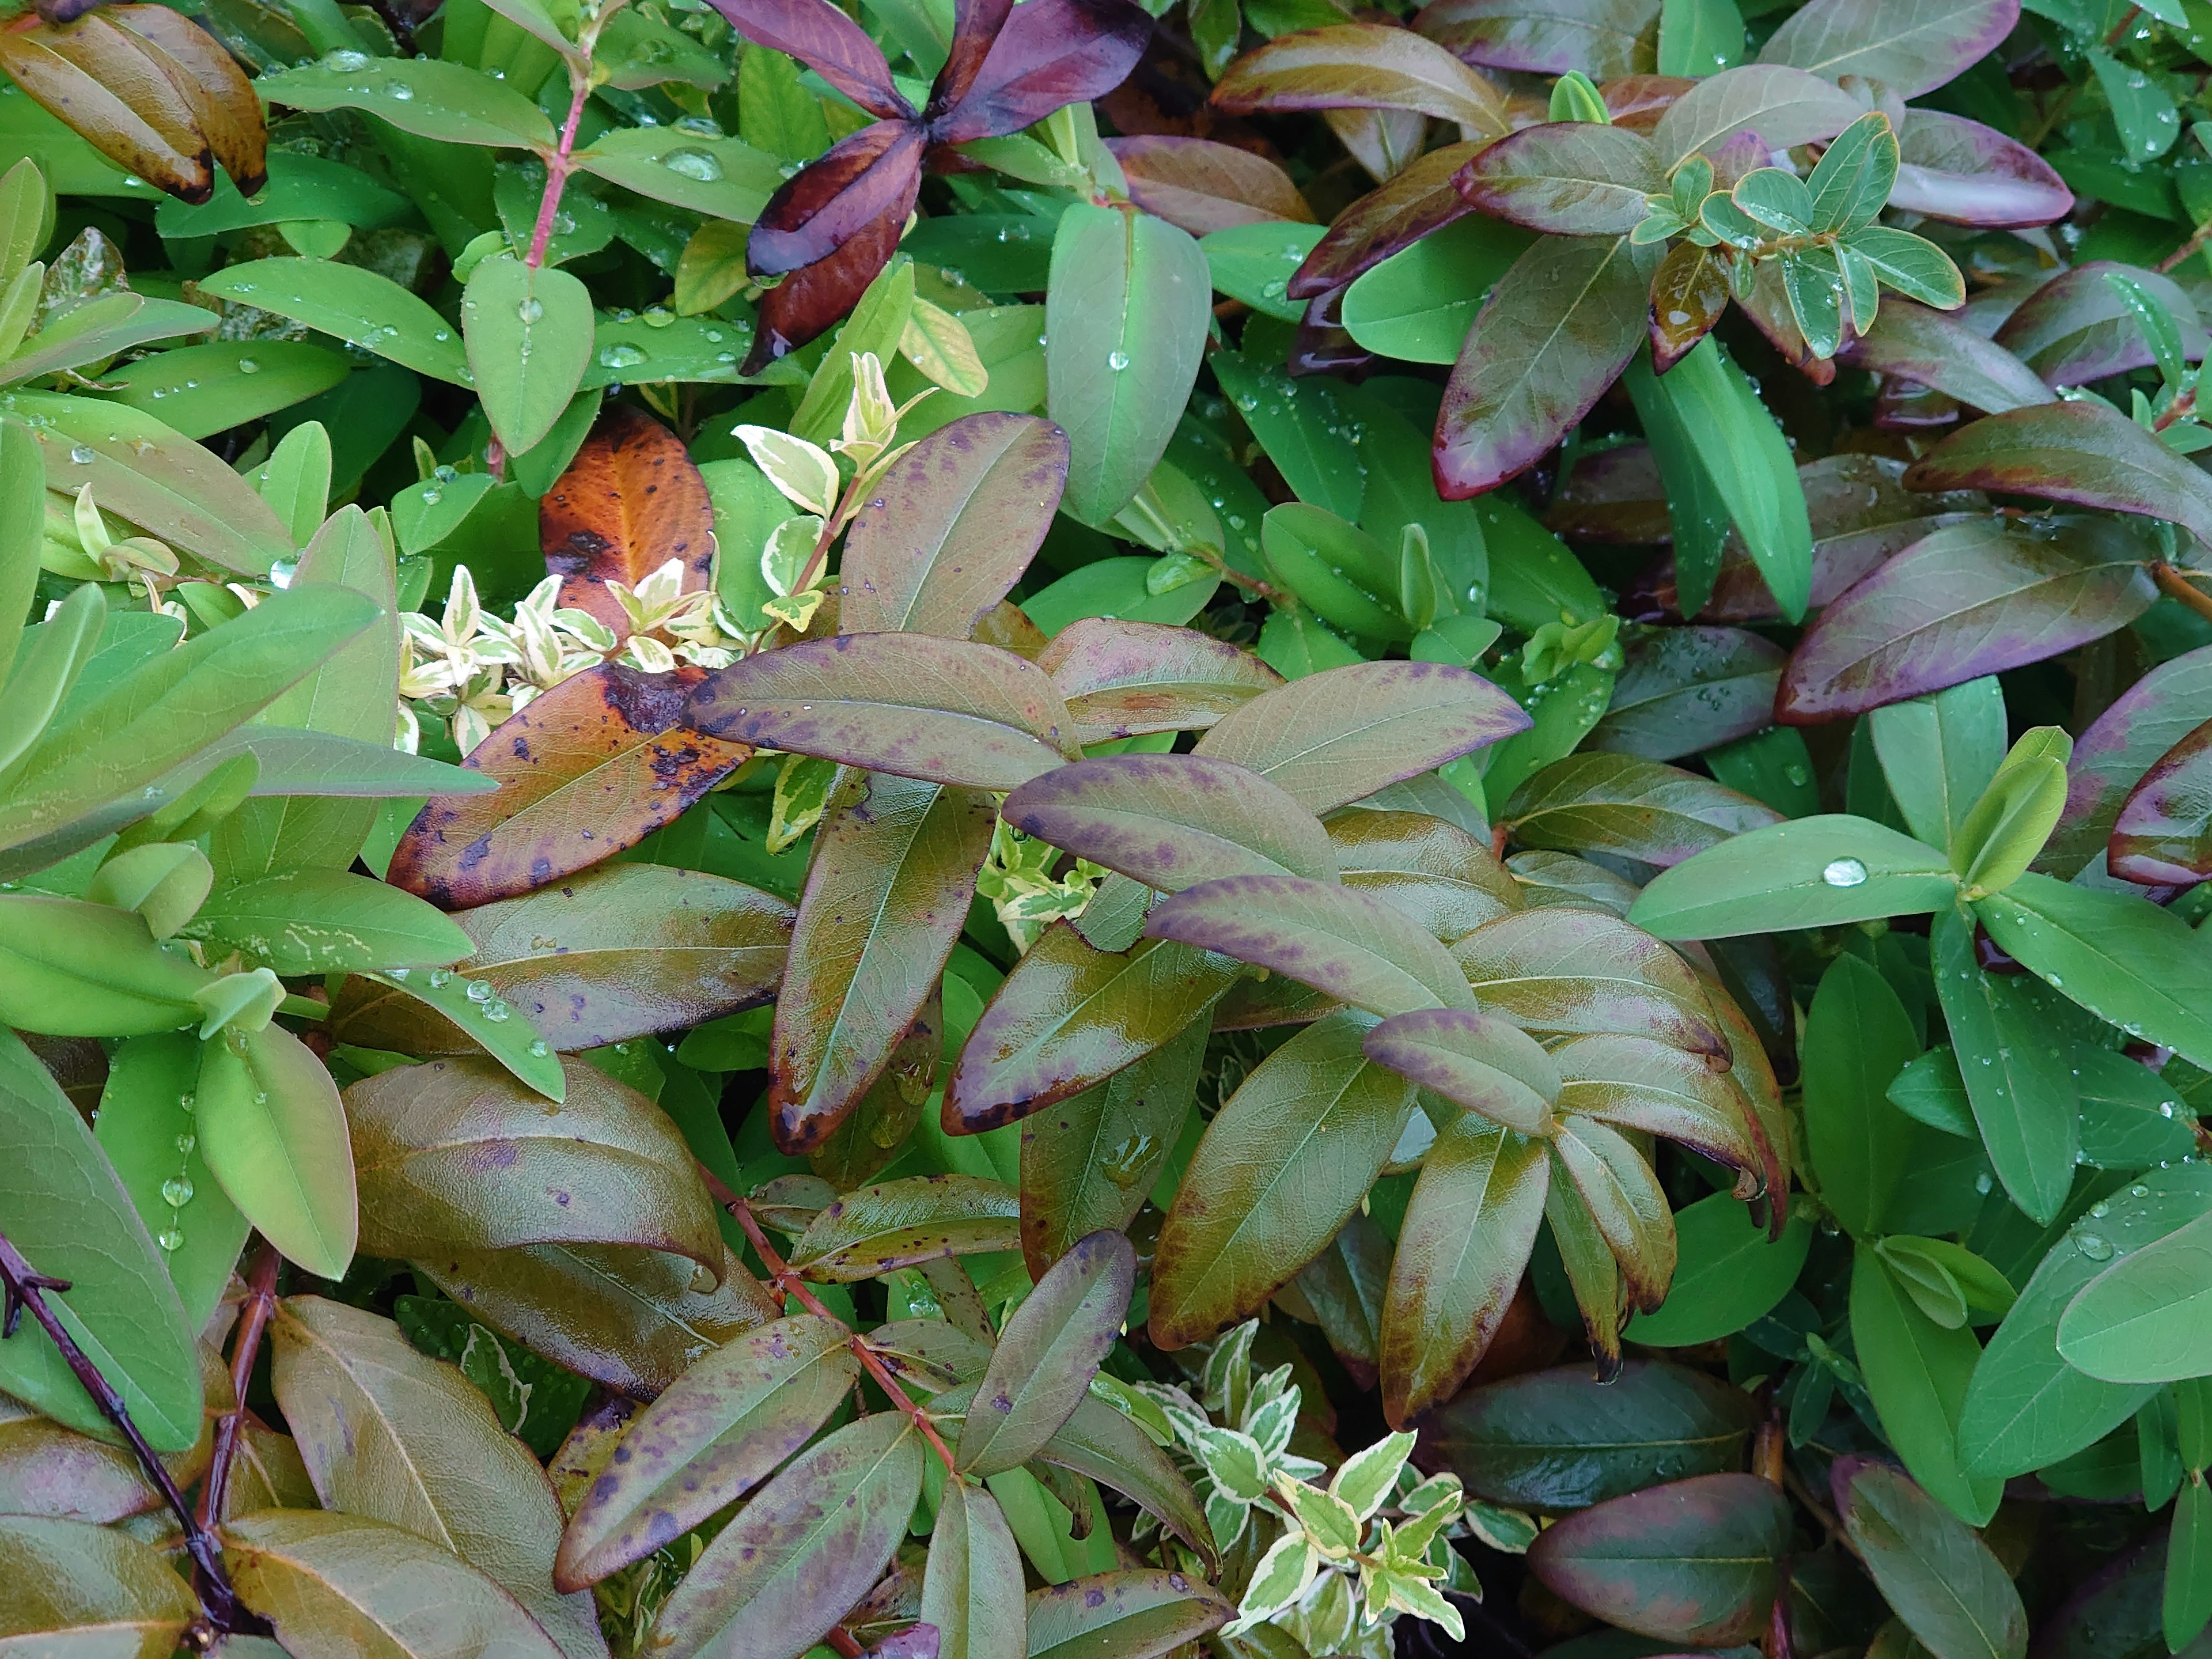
0,1030 -> 203,1453
1289,140 -> 1483,301
353,965 -> 566,1103
0,1515 -> 202,1651
1036,1396 -> 1214,1566
1194,658 -> 1528,813
1755,0 -> 2016,100
1528,1472 -> 1790,1643
1992,262 -> 2205,387
743,149 -> 920,370
389,664 -> 751,910
1330,809 -> 1520,943
1627,1193 -> 1811,1347
709,0 -> 910,118
414,1240 -> 775,1400
1211,23 -> 1508,132
1553,1033 -> 1771,1194
1652,63 -> 1866,164
1502,753 -> 1782,869
839,414 -> 1066,638
554,1315 -> 859,1588
1778,516 -> 2157,722
1457,122 -> 1664,236
1412,0 -> 1658,76
465,256 -> 593,459
1003,754 -> 1336,895
1799,955 -> 1919,1240
919,1478 -> 1024,1659
1027,1571 -> 1233,1659
2047,643 -> 2212,874
644,1412 -> 923,1659
1434,233 -> 1649,498
540,403 -> 716,638
1453,908 -> 1730,1059
1552,1115 -> 1675,1310
269,1297 -> 603,1658
686,634 -> 1075,791
183,870 -> 471,975
1931,909 -> 2076,1225
1365,1007 -> 1560,1135
947,929 -> 1240,1130
772,771 -> 995,1152
224,1509 -> 569,1659
344,1055 -> 724,1269
958,1230 -> 1134,1475
1975,872 -> 2212,1071
1038,619 -> 1282,745
1425,1359 -> 1758,1510
929,0 -> 1153,143
1842,302 -> 2055,415
787,1174 -> 1021,1282
1903,400 -> 2212,550
2109,717 -> 2212,885
1888,109 -> 2071,228
1144,874 -> 1474,1018
2056,1209 -> 2212,1384
1589,627 -> 1784,763
1629,815 -> 1959,939
1834,1459 -> 2027,1659
1380,1114 -> 1549,1425
437,863 -> 791,1051
1021,1016 -> 1206,1276
1108,137 -> 1315,236
1851,1245 -> 2000,1523
1151,1009 -> 1417,1349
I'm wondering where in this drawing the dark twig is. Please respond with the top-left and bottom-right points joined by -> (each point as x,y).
0,1228 -> 262,1645
196,1240 -> 281,1535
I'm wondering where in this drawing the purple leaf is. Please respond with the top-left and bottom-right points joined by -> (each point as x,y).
1289,139 -> 1481,300
1105,137 -> 1315,236
703,0 -> 910,119
1888,109 -> 2073,228
1992,261 -> 2207,387
1777,516 -> 2157,722
930,0 -> 1152,143
1412,0 -> 1660,77
1755,0 -> 2018,101
2108,717 -> 2212,885
1456,121 -> 1665,237
749,120 -> 927,278
1840,301 -> 2055,416
1652,64 -> 1866,165
2047,643 -> 2212,874
745,199 -> 914,371
930,0 -> 1014,116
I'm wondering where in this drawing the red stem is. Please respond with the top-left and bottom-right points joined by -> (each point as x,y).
827,1630 -> 866,1659
527,72 -> 595,270
706,1174 -> 963,1477
0,1228 -> 263,1640
2153,559 -> 2212,624
196,1240 -> 281,1534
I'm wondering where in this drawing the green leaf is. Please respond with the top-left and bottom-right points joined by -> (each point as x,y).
1025,1570 -> 1233,1659
363,965 -> 566,1103
1932,907 -> 2077,1225
1262,502 -> 1408,642
462,254 -> 593,455
643,1413 -> 923,1659
788,1174 -> 1021,1282
1628,814 -> 1957,939
185,870 -> 470,975
923,1478 -> 1027,1659
1950,756 -> 2067,896
1527,1472 -> 1791,1645
0,893 -> 210,1036
554,1313 -> 857,1588
1850,1246 -> 2002,1525
2169,1475 -> 2212,1652
2056,1209 -> 2212,1384
1867,678 -> 2008,851
196,257 -> 471,384
1200,223 -> 1327,322
1802,954 -> 1921,1238
196,1024 -> 357,1281
256,56 -> 557,148
0,1028 -> 202,1452
1048,203 -> 1211,524
959,1230 -> 1134,1476
1340,214 -> 1533,365
569,127 -> 781,222
1627,1193 -> 1812,1347
1835,1459 -> 2025,1659
1213,352 -> 1368,519
1972,873 -> 2212,1072
1847,225 -> 1966,309
0,1516 -> 200,1650
0,415 -> 41,686
269,1295 -> 603,1658
1151,1008 -> 1416,1349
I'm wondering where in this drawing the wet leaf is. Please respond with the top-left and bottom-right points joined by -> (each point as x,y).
198,1022 -> 357,1282
788,1174 -> 1021,1281
1025,1569 -> 1232,1659
1037,619 -> 1282,747
1415,0 -> 1658,77
1588,626 -> 1783,762
1110,137 -> 1315,236
465,255 -> 594,458
1850,1245 -> 2000,1524
1630,814 -> 1959,938
960,1230 -> 1133,1475
1627,1192 -> 1812,1346
2108,717 -> 2212,885
1754,0 -> 2016,99
540,403 -> 716,639
0,1514 -> 199,1652
1834,1458 -> 2026,1659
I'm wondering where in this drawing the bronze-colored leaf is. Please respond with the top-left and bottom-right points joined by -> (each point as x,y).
1037,618 -> 1283,747
540,403 -> 717,639
109,5 -> 266,195
1649,242 -> 1728,374
0,21 -> 210,201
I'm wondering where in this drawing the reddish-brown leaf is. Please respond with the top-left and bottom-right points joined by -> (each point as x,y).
749,119 -> 927,278
109,5 -> 265,195
1290,140 -> 1482,301
703,0 -> 911,119
2109,717 -> 2212,887
929,0 -> 1153,144
1648,242 -> 1728,374
0,20 -> 210,202
540,404 -> 715,639
746,198 -> 914,372
388,664 -> 751,910
1105,136 -> 1314,236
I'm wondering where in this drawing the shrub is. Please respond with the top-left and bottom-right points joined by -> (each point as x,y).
2,0 -> 2211,1654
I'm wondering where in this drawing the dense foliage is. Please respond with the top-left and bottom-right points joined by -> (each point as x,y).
6,0 -> 2212,1653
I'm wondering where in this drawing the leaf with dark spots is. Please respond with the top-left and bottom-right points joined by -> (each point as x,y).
771,771 -> 995,1154
685,634 -> 1076,791
1002,753 -> 1336,895
1902,401 -> 2212,551
1777,517 -> 2157,723
554,1315 -> 858,1589
345,1055 -> 726,1270
787,1174 -> 1021,1281
748,120 -> 927,278
1035,1398 -> 1215,1568
956,1230 -> 1134,1475
1025,1571 -> 1232,1659
642,1413 -> 923,1659
838,413 -> 1069,638
930,0 -> 1154,144
540,403 -> 716,639
1289,140 -> 1482,301
747,203 -> 914,372
389,664 -> 751,911
700,0 -> 911,119
1037,619 -> 1282,747
1527,1472 -> 1792,1644
2109,717 -> 2212,885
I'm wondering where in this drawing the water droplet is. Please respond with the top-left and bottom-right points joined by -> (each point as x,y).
1821,857 -> 1868,888
427,968 -> 452,988
251,1091 -> 268,1107
2132,1183 -> 2152,1197
517,297 -> 544,324
237,357 -> 259,374
68,444 -> 94,464
483,1002 -> 511,1022
1107,350 -> 1130,372
386,81 -> 415,100
178,1093 -> 195,1113
642,306 -> 674,328
465,979 -> 494,1003
421,488 -> 442,505
2075,1231 -> 2115,1262
161,1176 -> 194,1207
1100,1132 -> 1156,1188
2162,1101 -> 2178,1117
599,342 -> 647,370
528,1039 -> 550,1057
157,1228 -> 184,1252
320,48 -> 371,69
175,1133 -> 196,1155
661,147 -> 724,182
2090,1200 -> 2111,1218
1974,1171 -> 1993,1194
